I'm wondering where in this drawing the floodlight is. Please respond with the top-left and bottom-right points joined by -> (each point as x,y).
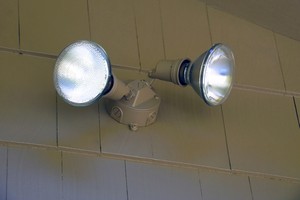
149,44 -> 234,106
54,40 -> 112,106
54,41 -> 234,130
54,40 -> 130,106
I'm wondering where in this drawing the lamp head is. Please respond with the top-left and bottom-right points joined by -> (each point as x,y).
150,43 -> 235,106
54,40 -> 112,106
186,44 -> 235,106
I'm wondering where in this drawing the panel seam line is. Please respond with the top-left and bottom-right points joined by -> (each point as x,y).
205,3 -> 213,45
124,161 -> 129,200
273,32 -> 287,91
248,176 -> 254,200
5,148 -> 8,200
0,141 -> 300,184
292,96 -> 300,128
221,105 -> 232,170
132,0 -> 142,71
86,0 -> 92,40
158,0 -> 166,59
17,0 -> 21,49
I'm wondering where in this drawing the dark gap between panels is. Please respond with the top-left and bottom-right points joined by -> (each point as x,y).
292,96 -> 300,128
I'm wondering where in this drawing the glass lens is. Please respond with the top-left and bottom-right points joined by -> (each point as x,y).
202,44 -> 234,106
54,41 -> 111,106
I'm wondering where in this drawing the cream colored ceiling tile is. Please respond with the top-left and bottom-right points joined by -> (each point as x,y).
57,98 -> 100,153
133,0 -> 165,70
89,0 -> 140,69
63,153 -> 127,200
275,34 -> 300,93
199,171 -> 252,200
7,148 -> 61,200
207,0 -> 300,42
0,0 -> 18,48
20,0 -> 90,55
0,52 -> 56,146
208,7 -> 285,90
112,66 -> 147,80
223,89 -> 300,178
160,0 -> 211,60
250,177 -> 300,200
127,161 -> 202,200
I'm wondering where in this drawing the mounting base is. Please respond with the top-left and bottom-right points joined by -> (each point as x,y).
105,80 -> 161,131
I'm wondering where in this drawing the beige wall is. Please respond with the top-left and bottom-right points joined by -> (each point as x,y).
0,0 -> 300,199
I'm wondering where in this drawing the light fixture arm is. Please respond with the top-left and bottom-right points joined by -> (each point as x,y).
149,58 -> 191,86
104,75 -> 131,100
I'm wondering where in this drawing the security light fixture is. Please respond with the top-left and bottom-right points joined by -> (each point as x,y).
54,40 -> 234,131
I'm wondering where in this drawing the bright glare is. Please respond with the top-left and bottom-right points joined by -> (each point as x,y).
54,41 -> 111,106
202,44 -> 234,106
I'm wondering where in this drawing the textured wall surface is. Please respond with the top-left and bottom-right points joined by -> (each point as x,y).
0,0 -> 300,199
205,0 -> 300,42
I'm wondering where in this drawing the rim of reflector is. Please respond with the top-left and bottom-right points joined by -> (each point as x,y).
200,43 -> 234,106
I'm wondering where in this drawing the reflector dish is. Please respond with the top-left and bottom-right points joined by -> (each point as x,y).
201,44 -> 234,106
54,40 -> 111,106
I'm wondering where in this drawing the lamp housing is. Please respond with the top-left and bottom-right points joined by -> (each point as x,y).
149,44 -> 234,106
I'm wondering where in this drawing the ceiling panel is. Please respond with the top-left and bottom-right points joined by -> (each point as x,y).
206,0 -> 300,42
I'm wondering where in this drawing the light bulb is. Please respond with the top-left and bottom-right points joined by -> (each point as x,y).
54,40 -> 112,106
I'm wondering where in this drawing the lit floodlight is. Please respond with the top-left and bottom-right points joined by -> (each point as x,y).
54,40 -> 112,106
187,44 -> 235,105
149,43 -> 235,106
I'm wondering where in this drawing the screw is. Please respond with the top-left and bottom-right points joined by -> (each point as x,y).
111,107 -> 122,119
129,124 -> 138,131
